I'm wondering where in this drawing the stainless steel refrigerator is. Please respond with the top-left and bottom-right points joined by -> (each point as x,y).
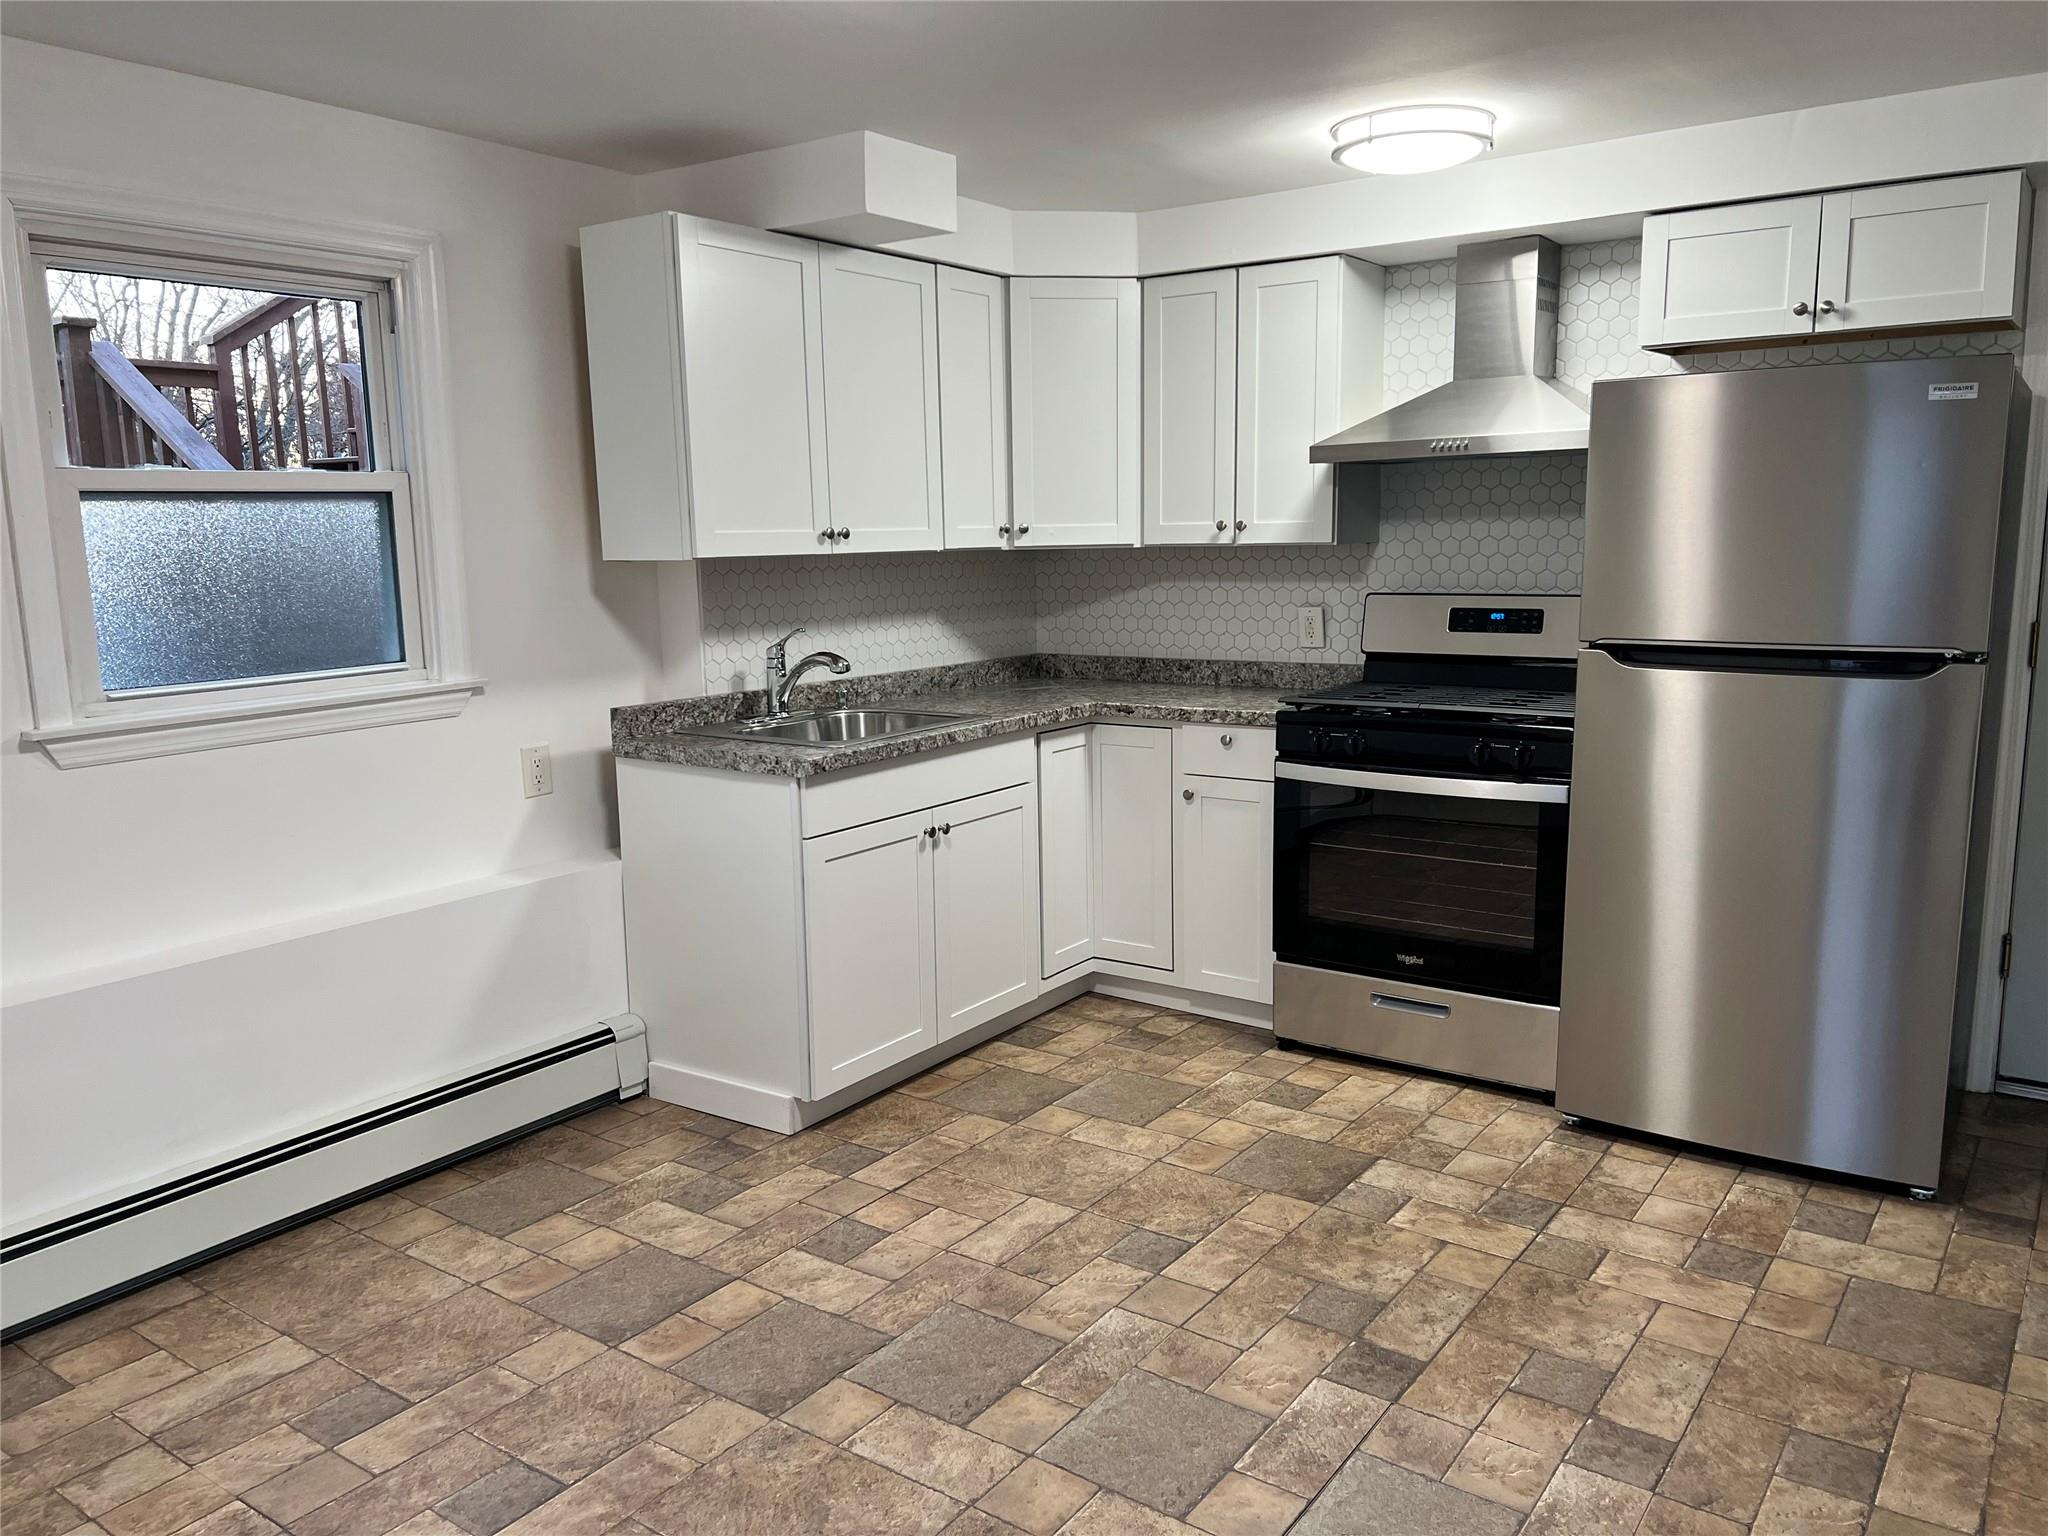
1558,356 -> 2016,1191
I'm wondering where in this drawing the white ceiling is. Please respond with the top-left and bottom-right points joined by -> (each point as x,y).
6,2 -> 2045,211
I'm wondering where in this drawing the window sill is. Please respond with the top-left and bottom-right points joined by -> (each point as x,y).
20,676 -> 487,767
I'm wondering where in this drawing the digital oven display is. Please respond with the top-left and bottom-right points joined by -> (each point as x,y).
1448,606 -> 1544,634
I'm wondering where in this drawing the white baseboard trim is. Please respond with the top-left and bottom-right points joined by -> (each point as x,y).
1,1017 -> 642,1337
1091,976 -> 1274,1031
648,1061 -> 805,1134
646,971 -> 1266,1132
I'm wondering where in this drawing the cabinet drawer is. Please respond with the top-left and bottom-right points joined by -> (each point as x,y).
801,734 -> 1034,838
1178,724 -> 1274,780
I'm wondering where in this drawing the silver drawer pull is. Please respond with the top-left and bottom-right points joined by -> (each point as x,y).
1371,993 -> 1450,1019
1219,733 -> 1233,747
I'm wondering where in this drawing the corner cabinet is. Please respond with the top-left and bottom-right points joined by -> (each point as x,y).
580,212 -> 944,558
1640,171 -> 2031,351
1009,277 -> 1141,547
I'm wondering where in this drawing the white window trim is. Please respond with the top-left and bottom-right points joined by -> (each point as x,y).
1,175 -> 482,766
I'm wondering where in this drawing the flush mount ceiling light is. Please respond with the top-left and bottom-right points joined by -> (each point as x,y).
1330,104 -> 1496,175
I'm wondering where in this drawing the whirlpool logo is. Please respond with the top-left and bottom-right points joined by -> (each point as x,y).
1395,953 -> 1426,967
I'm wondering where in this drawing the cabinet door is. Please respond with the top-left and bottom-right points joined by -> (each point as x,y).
1638,197 -> 1822,349
1816,172 -> 2027,335
1009,277 -> 1140,548
802,809 -> 936,1098
1176,773 -> 1274,1003
933,784 -> 1040,1037
1038,727 -> 1095,978
1235,257 -> 1356,545
938,267 -> 1014,550
1093,724 -> 1174,970
675,218 -> 832,556
820,246 -> 943,552
1143,270 -> 1237,546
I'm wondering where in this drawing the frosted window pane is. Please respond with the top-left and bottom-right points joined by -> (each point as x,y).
80,492 -> 403,691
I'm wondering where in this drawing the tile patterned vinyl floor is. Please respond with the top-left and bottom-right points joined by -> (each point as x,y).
5,995 -> 2045,1535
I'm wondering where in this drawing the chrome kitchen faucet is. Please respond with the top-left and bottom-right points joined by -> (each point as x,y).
763,625 -> 851,717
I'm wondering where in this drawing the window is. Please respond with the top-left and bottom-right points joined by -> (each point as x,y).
2,183 -> 478,764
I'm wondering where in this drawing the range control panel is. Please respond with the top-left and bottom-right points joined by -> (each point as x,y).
1448,606 -> 1546,634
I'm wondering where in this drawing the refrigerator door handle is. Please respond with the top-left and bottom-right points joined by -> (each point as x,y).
1587,643 -> 1977,677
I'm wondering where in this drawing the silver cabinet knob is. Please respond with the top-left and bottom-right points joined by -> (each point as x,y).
1015,525 -> 1030,536
1220,733 -> 1234,747
837,527 -> 851,540
1793,301 -> 1811,316
1234,520 -> 1247,532
820,528 -> 835,541
1182,787 -> 1195,802
1819,300 -> 1839,316
1215,520 -> 1227,532
936,822 -> 951,835
997,524 -> 1012,537
923,827 -> 936,839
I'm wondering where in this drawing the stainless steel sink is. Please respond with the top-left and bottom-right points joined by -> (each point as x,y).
684,708 -> 984,746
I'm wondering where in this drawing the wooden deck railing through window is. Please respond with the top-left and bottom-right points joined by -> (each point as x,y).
52,294 -> 368,472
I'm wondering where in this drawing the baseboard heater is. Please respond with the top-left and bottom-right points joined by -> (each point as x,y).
1,1016 -> 648,1338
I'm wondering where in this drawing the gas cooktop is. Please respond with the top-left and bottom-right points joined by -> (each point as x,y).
1284,680 -> 1577,723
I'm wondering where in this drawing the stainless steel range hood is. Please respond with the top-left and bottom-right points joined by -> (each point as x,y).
1311,235 -> 1589,464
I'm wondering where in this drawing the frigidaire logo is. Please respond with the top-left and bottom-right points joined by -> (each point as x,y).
1395,953 -> 1425,966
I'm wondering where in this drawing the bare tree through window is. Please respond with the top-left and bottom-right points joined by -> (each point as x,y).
45,266 -> 369,471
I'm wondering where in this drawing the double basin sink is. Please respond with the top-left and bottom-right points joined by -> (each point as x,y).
680,707 -> 985,747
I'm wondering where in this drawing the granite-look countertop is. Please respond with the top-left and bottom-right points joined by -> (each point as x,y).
612,655 -> 1352,778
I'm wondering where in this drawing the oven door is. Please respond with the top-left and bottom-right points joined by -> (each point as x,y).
1274,762 -> 1569,1004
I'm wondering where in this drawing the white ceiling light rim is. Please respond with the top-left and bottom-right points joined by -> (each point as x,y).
1330,103 -> 1497,175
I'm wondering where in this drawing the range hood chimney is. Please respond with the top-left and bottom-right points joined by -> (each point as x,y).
1311,235 -> 1590,464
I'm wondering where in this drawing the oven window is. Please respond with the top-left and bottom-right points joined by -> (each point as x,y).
1276,780 -> 1569,1003
1307,794 -> 1539,950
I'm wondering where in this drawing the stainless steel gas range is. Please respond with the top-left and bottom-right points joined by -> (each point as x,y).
1272,593 -> 1579,1092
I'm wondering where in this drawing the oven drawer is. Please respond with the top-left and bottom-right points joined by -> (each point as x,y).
1274,962 -> 1557,1092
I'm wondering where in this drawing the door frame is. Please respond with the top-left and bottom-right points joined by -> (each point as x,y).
1966,191 -> 2048,1093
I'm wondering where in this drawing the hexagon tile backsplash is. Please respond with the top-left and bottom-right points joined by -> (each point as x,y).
697,240 -> 2020,689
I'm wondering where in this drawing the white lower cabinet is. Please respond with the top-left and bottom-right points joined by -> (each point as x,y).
1038,728 -> 1096,978
1093,724 -> 1176,970
802,808 -> 937,1098
933,784 -> 1041,1038
1176,773 -> 1274,1002
803,777 -> 1038,1096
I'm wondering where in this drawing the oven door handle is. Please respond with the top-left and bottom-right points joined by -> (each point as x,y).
1275,761 -> 1570,804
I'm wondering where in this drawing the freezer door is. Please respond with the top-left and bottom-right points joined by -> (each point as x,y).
1582,358 -> 2012,651
1557,648 -> 1983,1188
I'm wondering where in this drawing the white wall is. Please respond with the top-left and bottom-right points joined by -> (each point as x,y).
1,42 -> 655,1219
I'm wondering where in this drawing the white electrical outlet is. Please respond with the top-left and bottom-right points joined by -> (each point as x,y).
1295,605 -> 1326,650
520,744 -> 553,798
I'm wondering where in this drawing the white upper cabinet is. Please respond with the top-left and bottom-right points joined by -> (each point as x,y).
582,212 -> 830,559
1815,173 -> 2029,335
819,246 -> 943,553
1235,256 -> 1384,546
1641,172 -> 2029,351
676,219 -> 834,557
1638,196 -> 1824,349
1009,277 -> 1141,548
937,267 -> 1013,551
1143,269 -> 1238,547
